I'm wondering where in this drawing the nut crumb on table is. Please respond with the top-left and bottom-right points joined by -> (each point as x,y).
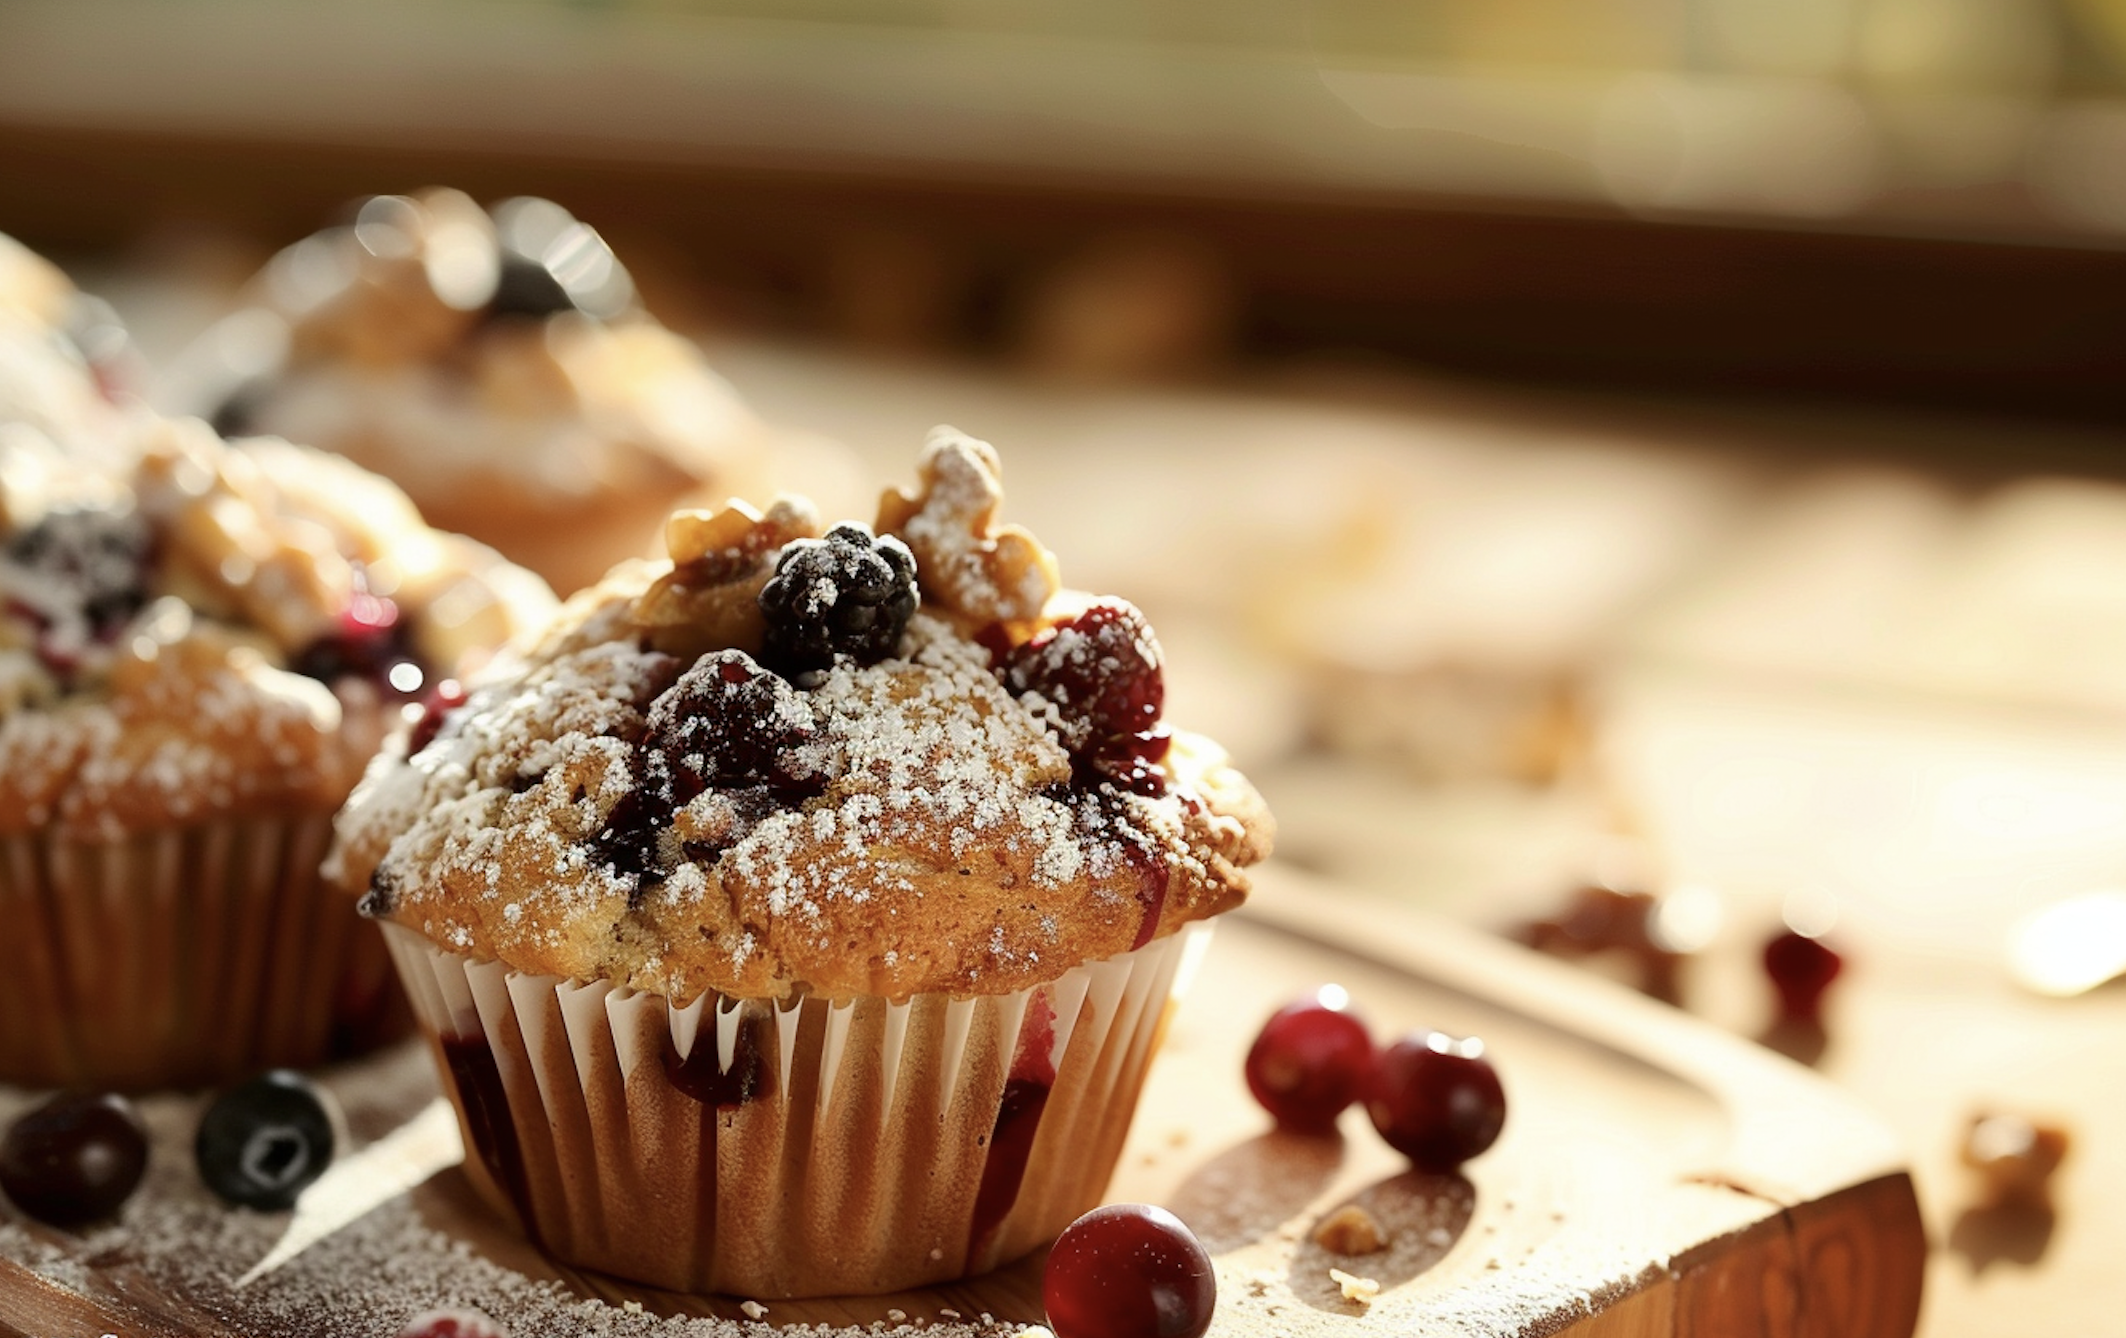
1313,1204 -> 1390,1256
1329,1267 -> 1380,1303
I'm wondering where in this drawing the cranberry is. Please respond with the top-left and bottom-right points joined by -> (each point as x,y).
1044,1203 -> 1215,1338
1763,930 -> 1842,1025
1245,987 -> 1375,1135
395,1309 -> 508,1338
0,1092 -> 150,1229
1006,599 -> 1165,756
1367,1031 -> 1506,1172
292,581 -> 426,701
406,678 -> 467,756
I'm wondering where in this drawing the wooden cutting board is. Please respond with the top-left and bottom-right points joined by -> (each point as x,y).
0,865 -> 1924,1338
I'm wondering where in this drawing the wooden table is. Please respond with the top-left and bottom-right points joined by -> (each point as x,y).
0,866 -> 1924,1338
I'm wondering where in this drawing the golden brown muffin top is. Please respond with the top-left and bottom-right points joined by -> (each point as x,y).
219,188 -> 761,512
331,429 -> 1272,1002
0,414 -> 555,839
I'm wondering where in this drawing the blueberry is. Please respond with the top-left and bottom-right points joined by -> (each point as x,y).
0,1092 -> 150,1229
195,1071 -> 338,1210
757,523 -> 918,679
484,196 -> 633,321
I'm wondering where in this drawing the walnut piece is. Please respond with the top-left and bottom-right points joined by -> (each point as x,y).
629,496 -> 819,660
876,426 -> 1058,626
1313,1204 -> 1390,1256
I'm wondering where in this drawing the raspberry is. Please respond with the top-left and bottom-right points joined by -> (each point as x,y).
1005,598 -> 1164,755
757,523 -> 917,679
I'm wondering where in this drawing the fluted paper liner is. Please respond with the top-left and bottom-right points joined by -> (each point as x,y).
383,921 -> 1210,1298
0,814 -> 401,1090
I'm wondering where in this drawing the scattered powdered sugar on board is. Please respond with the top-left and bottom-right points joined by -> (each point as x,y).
0,1043 -> 1017,1338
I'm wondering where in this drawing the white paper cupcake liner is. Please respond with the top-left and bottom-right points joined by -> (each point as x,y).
383,920 -> 1211,1298
0,813 -> 401,1091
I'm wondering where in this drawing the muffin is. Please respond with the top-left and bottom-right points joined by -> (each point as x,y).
208,188 -> 766,594
0,232 -> 138,461
0,413 -> 555,1090
330,428 -> 1272,1297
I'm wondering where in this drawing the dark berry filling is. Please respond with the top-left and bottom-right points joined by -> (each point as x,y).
968,996 -> 1061,1256
1005,599 -> 1169,796
194,1070 -> 338,1211
0,1092 -> 150,1230
440,1034 -> 538,1242
663,1010 -> 773,1109
757,523 -> 918,680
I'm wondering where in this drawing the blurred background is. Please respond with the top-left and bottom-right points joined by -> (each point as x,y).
5,2 -> 2126,1334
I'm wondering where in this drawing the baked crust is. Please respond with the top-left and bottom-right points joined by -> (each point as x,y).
0,415 -> 555,839
333,430 -> 1273,1001
234,188 -> 763,521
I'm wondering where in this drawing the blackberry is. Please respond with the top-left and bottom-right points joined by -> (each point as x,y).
641,650 -> 820,805
2,508 -> 154,640
1004,598 -> 1164,755
758,523 -> 917,680
589,651 -> 825,882
485,197 -> 634,322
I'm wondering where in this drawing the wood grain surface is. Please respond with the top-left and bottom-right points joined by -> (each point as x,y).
0,865 -> 1925,1338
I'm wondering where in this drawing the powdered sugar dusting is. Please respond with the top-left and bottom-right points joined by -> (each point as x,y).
0,1044 -> 1019,1338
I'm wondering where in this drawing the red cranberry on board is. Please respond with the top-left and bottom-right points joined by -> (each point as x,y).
1244,986 -> 1375,1135
0,1092 -> 150,1230
1367,1031 -> 1507,1172
1763,930 -> 1843,1025
395,1309 -> 508,1338
1044,1203 -> 1216,1338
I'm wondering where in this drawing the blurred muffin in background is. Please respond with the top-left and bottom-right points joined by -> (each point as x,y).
0,231 -> 142,459
203,189 -> 769,595
0,409 -> 554,1090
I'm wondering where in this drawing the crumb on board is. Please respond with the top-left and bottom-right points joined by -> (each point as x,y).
739,1301 -> 768,1320
1329,1268 -> 1380,1304
1313,1204 -> 1389,1256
